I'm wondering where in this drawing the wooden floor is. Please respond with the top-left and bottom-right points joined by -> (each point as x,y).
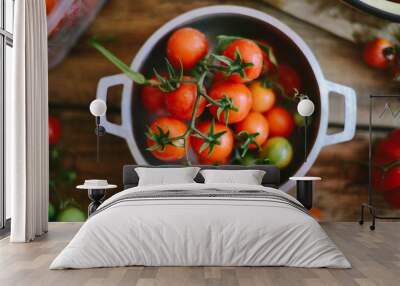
0,222 -> 399,286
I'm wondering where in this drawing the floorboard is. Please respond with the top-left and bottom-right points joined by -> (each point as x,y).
0,222 -> 399,286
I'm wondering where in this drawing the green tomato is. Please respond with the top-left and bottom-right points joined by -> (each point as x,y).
48,202 -> 56,221
56,206 -> 87,222
260,137 -> 293,169
61,170 -> 77,184
49,146 -> 62,164
294,112 -> 312,127
241,153 -> 258,166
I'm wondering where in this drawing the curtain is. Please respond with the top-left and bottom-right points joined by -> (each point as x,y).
7,0 -> 49,242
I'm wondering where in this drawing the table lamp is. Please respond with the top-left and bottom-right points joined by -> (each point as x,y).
297,98 -> 315,162
89,99 -> 107,162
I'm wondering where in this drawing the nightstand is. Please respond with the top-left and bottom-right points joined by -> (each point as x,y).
289,177 -> 321,210
76,180 -> 117,216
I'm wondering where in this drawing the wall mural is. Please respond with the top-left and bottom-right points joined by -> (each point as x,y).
47,0 -> 400,222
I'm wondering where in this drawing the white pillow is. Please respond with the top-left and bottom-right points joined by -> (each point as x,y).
200,169 -> 266,185
135,167 -> 200,186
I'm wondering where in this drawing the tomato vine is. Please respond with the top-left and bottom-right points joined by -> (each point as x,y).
89,36 -> 269,164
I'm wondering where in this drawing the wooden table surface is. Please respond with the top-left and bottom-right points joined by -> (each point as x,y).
48,0 -> 399,220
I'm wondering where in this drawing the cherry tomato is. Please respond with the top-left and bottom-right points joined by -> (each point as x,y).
46,0 -> 57,15
147,117 -> 188,161
49,116 -> 61,145
191,121 -> 234,164
167,27 -> 208,70
164,76 -> 206,120
209,82 -> 252,124
223,39 -> 263,83
278,64 -> 302,96
264,107 -> 294,137
382,166 -> 400,192
372,131 -> 400,194
260,137 -> 293,169
56,206 -> 86,222
388,129 -> 400,142
141,77 -> 165,113
249,81 -> 276,113
258,39 -> 276,73
211,72 -> 225,87
385,191 -> 400,209
363,38 -> 394,70
309,208 -> 322,221
235,112 -> 269,149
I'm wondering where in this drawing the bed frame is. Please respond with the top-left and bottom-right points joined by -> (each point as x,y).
123,165 -> 280,189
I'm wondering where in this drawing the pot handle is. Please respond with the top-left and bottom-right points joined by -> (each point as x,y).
323,80 -> 357,146
96,74 -> 132,138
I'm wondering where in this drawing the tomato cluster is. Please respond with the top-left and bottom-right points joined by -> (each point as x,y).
372,129 -> 400,208
363,38 -> 400,80
141,27 -> 306,167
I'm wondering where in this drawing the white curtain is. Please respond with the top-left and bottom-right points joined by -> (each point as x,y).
7,0 -> 49,242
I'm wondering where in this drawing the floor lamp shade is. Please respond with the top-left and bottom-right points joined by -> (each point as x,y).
90,99 -> 107,117
297,99 -> 315,117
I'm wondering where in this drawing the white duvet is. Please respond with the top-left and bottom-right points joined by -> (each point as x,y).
50,183 -> 350,269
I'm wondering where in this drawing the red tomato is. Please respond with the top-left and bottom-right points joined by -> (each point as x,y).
167,28 -> 208,70
211,72 -> 225,87
363,38 -> 394,69
48,116 -> 61,145
258,39 -> 276,73
372,130 -> 400,194
46,0 -> 56,15
385,191 -> 400,209
235,112 -> 269,149
191,121 -> 234,164
388,129 -> 400,142
264,107 -> 294,138
382,166 -> 400,192
209,82 -> 252,124
164,76 -> 206,120
249,81 -> 276,113
223,39 -> 263,83
278,64 -> 302,97
146,117 -> 188,161
141,77 -> 165,113
309,208 -> 322,221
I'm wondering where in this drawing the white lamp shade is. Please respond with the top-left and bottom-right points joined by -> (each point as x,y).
90,99 -> 107,116
297,99 -> 315,117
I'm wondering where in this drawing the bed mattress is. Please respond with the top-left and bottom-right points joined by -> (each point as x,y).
50,183 -> 350,269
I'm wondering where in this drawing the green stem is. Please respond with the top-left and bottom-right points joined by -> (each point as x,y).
89,37 -> 146,84
201,91 -> 221,106
344,159 -> 400,172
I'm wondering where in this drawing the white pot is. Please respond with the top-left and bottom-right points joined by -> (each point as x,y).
96,5 -> 357,192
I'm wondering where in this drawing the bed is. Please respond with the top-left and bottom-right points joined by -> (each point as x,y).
50,165 -> 350,269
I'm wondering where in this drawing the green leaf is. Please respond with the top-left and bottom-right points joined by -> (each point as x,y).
207,143 -> 215,156
199,142 -> 209,154
165,58 -> 176,79
210,119 -> 215,135
214,131 -> 226,140
224,109 -> 230,125
255,40 -> 278,67
234,48 -> 242,62
211,54 -> 234,66
89,37 -> 146,84
215,35 -> 243,53
217,107 -> 224,121
146,143 -> 162,152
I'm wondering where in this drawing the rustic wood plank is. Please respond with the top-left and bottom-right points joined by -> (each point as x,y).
49,0 -> 396,125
